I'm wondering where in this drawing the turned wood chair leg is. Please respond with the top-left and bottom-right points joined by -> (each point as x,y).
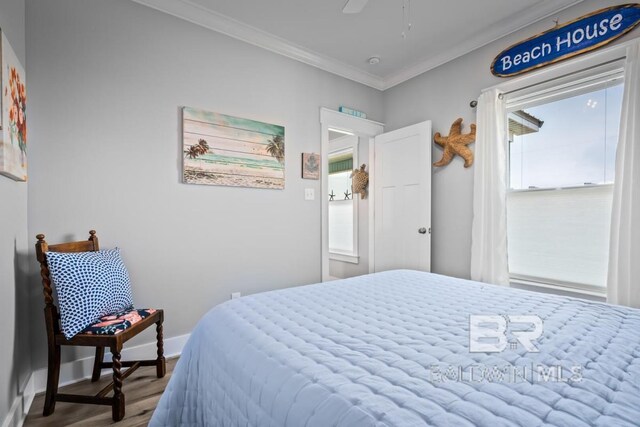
43,344 -> 61,416
111,347 -> 125,422
91,346 -> 104,382
156,320 -> 166,378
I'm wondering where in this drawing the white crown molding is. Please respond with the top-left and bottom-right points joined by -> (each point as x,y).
130,0 -> 385,90
131,0 -> 584,91
382,0 -> 585,90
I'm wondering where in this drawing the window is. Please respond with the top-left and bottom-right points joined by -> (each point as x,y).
328,135 -> 359,262
506,66 -> 624,292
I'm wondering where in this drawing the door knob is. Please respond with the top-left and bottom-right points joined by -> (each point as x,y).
418,227 -> 427,234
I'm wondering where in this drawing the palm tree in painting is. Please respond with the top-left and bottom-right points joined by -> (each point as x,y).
266,135 -> 285,164
197,139 -> 210,153
185,139 -> 210,159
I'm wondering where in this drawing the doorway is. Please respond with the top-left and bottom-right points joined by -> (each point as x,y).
320,108 -> 432,281
321,108 -> 382,281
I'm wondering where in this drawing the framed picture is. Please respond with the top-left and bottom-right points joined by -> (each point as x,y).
301,153 -> 319,180
0,31 -> 27,181
182,107 -> 285,189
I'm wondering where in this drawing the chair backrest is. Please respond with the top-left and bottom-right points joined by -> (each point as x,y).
35,230 -> 100,337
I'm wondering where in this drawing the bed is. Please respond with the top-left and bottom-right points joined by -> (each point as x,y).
150,270 -> 640,426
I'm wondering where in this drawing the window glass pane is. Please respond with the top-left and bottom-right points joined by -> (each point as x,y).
329,200 -> 353,253
507,186 -> 613,288
328,164 -> 355,254
328,171 -> 352,200
509,83 -> 623,190
507,75 -> 624,290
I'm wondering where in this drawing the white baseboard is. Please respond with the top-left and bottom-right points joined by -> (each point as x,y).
1,333 -> 189,427
1,374 -> 35,427
33,333 -> 190,393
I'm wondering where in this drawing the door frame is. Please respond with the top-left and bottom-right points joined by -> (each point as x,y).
320,108 -> 384,282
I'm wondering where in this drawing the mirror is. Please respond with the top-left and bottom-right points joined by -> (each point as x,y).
328,135 -> 358,262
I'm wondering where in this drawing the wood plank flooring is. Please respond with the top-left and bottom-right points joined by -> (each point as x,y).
24,357 -> 177,427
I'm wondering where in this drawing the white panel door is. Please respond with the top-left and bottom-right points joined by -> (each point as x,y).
374,121 -> 431,272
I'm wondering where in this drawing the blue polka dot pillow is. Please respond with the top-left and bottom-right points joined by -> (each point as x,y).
45,248 -> 134,339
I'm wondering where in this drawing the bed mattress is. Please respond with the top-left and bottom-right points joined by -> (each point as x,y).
150,270 -> 640,426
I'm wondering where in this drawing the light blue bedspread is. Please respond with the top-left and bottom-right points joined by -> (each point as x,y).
150,270 -> 640,426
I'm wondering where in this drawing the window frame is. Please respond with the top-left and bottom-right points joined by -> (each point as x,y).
327,135 -> 359,264
502,59 -> 627,296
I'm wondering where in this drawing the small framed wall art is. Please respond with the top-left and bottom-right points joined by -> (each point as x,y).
301,153 -> 319,180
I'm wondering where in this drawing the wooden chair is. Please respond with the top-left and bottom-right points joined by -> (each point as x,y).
35,230 -> 165,422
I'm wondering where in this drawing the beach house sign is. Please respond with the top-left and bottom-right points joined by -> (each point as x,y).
491,4 -> 640,77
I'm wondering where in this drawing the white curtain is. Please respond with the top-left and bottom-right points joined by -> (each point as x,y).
608,41 -> 640,308
470,89 -> 509,286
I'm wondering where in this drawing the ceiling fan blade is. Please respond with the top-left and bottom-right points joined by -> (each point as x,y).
342,0 -> 369,14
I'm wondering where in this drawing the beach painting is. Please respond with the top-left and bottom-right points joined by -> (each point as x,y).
0,31 -> 27,181
182,107 -> 285,189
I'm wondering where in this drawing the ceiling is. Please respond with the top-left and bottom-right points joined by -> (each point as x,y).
133,0 -> 583,90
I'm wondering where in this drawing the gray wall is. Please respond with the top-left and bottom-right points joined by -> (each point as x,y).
383,0 -> 640,280
0,0 -> 30,421
25,0 -> 383,368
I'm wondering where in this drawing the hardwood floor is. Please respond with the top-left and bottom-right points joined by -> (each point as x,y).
24,357 -> 177,427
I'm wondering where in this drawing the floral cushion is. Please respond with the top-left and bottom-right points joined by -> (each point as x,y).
80,308 -> 156,335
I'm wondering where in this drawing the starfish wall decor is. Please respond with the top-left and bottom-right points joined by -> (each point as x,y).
433,118 -> 476,168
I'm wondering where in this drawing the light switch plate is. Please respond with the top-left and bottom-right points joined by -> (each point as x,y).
305,188 -> 315,200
